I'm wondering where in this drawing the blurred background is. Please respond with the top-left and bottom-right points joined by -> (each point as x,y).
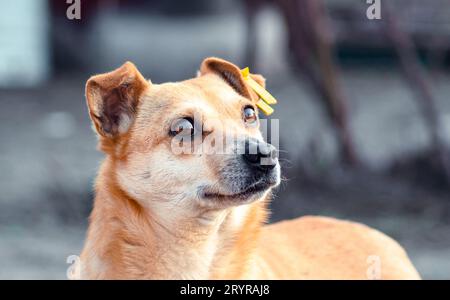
1,0 -> 450,279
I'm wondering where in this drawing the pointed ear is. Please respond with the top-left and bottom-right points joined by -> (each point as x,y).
199,57 -> 265,102
85,62 -> 150,138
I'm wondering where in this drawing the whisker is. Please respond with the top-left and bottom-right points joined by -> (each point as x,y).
279,159 -> 294,169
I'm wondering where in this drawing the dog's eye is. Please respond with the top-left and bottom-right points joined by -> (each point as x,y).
243,106 -> 257,124
170,118 -> 195,136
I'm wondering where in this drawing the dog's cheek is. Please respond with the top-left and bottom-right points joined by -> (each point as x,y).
117,147 -> 212,204
159,153 -> 215,197
115,153 -> 155,201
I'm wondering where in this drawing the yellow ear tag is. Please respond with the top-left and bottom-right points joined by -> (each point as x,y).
256,99 -> 274,116
241,67 -> 277,116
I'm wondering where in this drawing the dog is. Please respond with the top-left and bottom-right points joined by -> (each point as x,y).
78,57 -> 420,279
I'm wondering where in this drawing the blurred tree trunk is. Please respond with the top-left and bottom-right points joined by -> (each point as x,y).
276,0 -> 358,166
383,3 -> 450,186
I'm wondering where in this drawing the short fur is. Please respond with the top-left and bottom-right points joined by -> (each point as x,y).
79,58 -> 420,279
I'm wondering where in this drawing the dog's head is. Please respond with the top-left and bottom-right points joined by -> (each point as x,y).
86,57 -> 280,214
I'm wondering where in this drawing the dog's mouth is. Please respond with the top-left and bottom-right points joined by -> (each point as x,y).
201,180 -> 273,202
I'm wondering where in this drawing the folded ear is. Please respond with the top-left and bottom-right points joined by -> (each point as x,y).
85,62 -> 150,138
199,57 -> 266,102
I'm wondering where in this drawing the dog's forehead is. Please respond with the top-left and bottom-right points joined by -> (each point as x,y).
141,74 -> 247,117
187,74 -> 240,99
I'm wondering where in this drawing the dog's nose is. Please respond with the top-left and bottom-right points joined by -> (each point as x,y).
243,139 -> 278,171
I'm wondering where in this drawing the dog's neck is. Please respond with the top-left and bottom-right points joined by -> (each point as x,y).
80,160 -> 268,279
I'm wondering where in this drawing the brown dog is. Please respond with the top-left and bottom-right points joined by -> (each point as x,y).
79,57 -> 420,279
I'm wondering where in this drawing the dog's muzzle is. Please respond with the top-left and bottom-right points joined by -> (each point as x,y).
200,138 -> 280,203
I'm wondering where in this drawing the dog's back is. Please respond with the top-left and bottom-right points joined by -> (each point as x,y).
253,216 -> 420,279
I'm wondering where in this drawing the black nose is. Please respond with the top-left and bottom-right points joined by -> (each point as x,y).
243,139 -> 278,171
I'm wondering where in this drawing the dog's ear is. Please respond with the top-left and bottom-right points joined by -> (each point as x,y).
85,62 -> 150,138
199,57 -> 266,102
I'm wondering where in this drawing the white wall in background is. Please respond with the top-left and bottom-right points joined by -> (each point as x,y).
0,0 -> 49,87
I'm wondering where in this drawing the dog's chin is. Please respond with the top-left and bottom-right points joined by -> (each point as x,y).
200,179 -> 276,207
